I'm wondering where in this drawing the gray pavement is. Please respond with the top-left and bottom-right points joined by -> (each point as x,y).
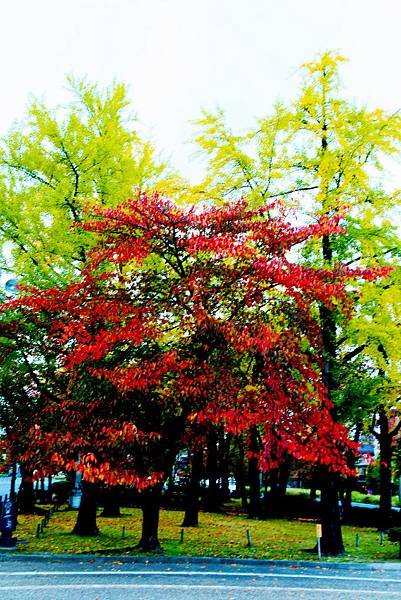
0,478 -> 400,598
0,555 -> 400,599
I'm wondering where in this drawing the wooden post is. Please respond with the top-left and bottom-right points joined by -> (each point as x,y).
246,528 -> 252,547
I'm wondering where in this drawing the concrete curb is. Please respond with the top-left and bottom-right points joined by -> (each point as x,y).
0,552 -> 400,570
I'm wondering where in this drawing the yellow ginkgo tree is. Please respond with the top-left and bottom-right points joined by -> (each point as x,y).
0,77 -> 185,287
193,51 -> 401,551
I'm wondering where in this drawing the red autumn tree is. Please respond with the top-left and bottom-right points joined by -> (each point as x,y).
1,193 -> 389,549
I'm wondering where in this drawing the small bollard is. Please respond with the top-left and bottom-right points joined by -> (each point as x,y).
316,524 -> 322,559
36,524 -> 41,538
180,528 -> 184,543
121,526 -> 126,539
246,528 -> 252,547
380,531 -> 384,546
355,533 -> 360,548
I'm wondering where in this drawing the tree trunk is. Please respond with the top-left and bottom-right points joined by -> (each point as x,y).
339,483 -> 352,515
9,462 -> 17,501
248,457 -> 262,518
100,487 -> 121,517
378,407 -> 393,531
248,426 -> 263,518
320,473 -> 344,555
204,426 -> 221,511
136,486 -> 162,551
72,482 -> 99,536
47,476 -> 53,504
340,424 -> 362,517
220,432 -> 232,503
266,461 -> 290,515
182,449 -> 203,527
164,464 -> 175,501
309,484 -> 317,501
318,276 -> 344,555
18,466 -> 35,514
234,435 -> 248,510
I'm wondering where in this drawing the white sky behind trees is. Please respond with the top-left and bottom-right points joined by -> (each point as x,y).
1,0 -> 401,180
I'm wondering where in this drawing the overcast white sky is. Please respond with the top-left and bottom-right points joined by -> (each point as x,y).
1,0 -> 401,180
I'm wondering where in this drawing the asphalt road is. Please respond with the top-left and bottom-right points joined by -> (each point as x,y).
0,555 -> 401,600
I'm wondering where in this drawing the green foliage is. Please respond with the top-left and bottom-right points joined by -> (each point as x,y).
365,463 -> 381,493
0,77 -> 183,286
192,51 -> 401,422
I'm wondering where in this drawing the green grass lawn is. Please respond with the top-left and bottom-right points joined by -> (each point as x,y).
12,506 -> 401,562
351,491 -> 401,507
284,487 -> 401,507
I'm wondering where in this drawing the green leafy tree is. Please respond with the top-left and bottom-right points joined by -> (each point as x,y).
192,51 -> 401,551
0,77 -> 183,286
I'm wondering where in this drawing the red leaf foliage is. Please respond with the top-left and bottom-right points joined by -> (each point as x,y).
1,193 -> 390,486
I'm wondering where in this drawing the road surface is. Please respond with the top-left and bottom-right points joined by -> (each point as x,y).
0,555 -> 400,599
